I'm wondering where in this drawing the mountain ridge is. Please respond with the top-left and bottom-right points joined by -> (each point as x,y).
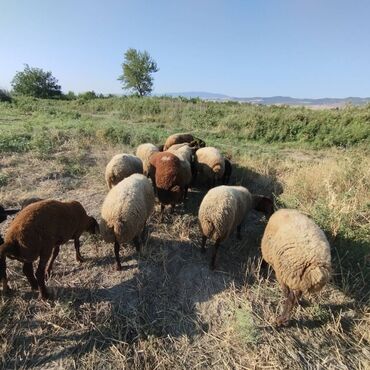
159,92 -> 370,106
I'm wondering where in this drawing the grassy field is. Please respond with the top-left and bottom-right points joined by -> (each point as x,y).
0,97 -> 369,369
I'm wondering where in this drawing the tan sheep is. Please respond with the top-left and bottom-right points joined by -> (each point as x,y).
163,133 -> 205,150
261,208 -> 332,326
100,174 -> 155,270
105,153 -> 143,189
136,143 -> 160,176
199,185 -> 274,269
195,147 -> 225,187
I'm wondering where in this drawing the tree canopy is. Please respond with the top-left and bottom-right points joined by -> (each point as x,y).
11,64 -> 62,98
118,49 -> 158,97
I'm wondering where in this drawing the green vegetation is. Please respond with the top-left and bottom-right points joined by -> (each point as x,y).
11,64 -> 62,99
0,97 -> 368,155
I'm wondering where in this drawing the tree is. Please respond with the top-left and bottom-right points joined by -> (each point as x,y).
118,49 -> 158,97
11,64 -> 62,98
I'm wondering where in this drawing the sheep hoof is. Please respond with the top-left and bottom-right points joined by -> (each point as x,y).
116,264 -> 122,271
76,256 -> 85,263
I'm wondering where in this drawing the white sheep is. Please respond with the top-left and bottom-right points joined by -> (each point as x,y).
105,153 -> 143,189
100,173 -> 155,270
199,185 -> 274,269
261,208 -> 332,326
136,143 -> 160,176
195,147 -> 225,187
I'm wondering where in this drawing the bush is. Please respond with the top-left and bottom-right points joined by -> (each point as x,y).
0,89 -> 12,102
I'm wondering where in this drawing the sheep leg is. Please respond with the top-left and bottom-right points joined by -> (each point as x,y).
201,235 -> 207,253
210,241 -> 220,270
184,186 -> 188,201
23,262 -> 38,290
0,256 -> 11,293
74,238 -> 84,263
36,255 -> 51,300
46,245 -> 60,278
237,224 -> 242,240
133,236 -> 141,253
170,204 -> 175,213
276,288 -> 296,326
114,240 -> 122,271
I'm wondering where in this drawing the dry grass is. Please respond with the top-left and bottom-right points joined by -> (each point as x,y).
0,144 -> 369,369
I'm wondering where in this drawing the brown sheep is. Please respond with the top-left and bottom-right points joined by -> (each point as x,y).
0,200 -> 99,299
163,133 -> 206,151
149,152 -> 186,213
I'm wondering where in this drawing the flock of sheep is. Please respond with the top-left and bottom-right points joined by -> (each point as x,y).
0,132 -> 331,326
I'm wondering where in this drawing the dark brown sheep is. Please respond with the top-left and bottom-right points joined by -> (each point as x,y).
149,152 -> 186,213
0,200 -> 99,299
0,205 -> 19,224
223,158 -> 232,185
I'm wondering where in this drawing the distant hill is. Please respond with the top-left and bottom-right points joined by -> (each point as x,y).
161,92 -> 370,107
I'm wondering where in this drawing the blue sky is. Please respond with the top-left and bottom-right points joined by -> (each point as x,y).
1,0 -> 369,98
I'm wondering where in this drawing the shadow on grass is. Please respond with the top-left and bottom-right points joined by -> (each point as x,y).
329,233 -> 370,305
2,234 -> 253,367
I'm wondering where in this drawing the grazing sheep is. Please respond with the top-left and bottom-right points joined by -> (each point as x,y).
149,152 -> 186,212
0,205 -> 20,245
223,158 -> 232,185
0,200 -> 99,299
163,133 -> 206,150
0,205 -> 19,224
167,142 -> 199,197
105,153 -> 143,189
199,185 -> 274,269
136,143 -> 160,176
100,174 -> 155,270
261,208 -> 332,326
194,147 -> 225,187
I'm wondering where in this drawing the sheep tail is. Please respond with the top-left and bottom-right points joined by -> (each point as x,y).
304,264 -> 331,293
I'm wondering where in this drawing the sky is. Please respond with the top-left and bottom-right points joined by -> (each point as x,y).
1,0 -> 370,98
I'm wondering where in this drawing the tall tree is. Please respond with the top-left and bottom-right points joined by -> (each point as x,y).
118,49 -> 159,97
11,64 -> 62,98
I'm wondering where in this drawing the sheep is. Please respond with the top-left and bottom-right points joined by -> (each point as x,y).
223,158 -> 232,185
167,142 -> 199,198
100,173 -> 155,270
136,143 -> 160,176
105,153 -> 143,189
261,208 -> 332,326
149,152 -> 186,213
163,133 -> 206,150
0,200 -> 99,299
199,185 -> 274,269
0,205 -> 19,224
0,205 -> 20,245
194,147 -> 226,187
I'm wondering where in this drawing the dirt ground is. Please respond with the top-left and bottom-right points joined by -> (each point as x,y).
0,147 -> 369,369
